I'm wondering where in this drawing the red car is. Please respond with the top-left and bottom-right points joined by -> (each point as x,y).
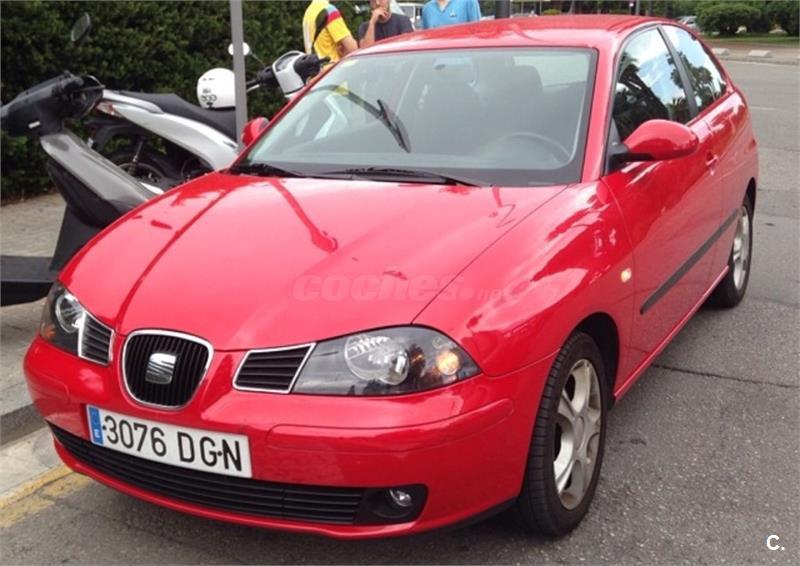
25,16 -> 757,538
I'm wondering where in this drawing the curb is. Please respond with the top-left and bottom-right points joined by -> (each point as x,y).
746,49 -> 772,58
0,464 -> 71,508
716,55 -> 799,66
0,403 -> 44,447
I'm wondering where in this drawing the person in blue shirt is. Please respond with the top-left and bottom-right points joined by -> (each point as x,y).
421,0 -> 482,29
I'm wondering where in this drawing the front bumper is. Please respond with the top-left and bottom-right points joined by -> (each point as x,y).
24,336 -> 551,539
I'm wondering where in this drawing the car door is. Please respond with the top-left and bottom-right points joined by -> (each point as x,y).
662,24 -> 748,276
602,27 -> 722,377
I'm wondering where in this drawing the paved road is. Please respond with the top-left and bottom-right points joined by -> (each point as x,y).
1,61 -> 798,565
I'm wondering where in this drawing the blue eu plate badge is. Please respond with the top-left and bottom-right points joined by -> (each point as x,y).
88,406 -> 104,445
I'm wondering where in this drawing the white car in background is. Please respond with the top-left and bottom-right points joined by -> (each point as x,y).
396,1 -> 424,29
677,15 -> 700,32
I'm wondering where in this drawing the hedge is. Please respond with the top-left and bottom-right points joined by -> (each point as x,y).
766,0 -> 800,36
697,2 -> 763,35
0,0 -> 365,201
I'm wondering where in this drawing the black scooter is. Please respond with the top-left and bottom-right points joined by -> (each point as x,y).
0,70 -> 155,306
0,15 -> 155,306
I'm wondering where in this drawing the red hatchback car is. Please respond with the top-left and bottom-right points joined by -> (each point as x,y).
25,16 -> 757,538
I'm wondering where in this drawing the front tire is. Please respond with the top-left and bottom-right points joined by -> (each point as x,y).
708,195 -> 753,308
109,146 -> 179,190
513,332 -> 608,537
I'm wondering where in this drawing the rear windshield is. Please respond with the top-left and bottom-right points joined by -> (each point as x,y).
243,48 -> 597,186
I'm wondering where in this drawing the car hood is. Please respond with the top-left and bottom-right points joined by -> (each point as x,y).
63,173 -> 565,350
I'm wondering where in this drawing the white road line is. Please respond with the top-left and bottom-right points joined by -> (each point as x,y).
750,106 -> 777,111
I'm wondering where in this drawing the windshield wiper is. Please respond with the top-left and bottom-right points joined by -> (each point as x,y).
320,166 -> 480,187
229,162 -> 478,186
376,99 -> 410,154
229,161 -> 303,178
314,86 -> 411,154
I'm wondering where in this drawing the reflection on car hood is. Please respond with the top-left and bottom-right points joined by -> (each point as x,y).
63,173 -> 566,349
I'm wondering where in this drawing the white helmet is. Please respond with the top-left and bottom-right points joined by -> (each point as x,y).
196,68 -> 235,109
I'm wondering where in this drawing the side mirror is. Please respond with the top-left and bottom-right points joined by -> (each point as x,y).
228,42 -> 251,57
70,13 -> 92,45
241,117 -> 269,147
613,120 -> 698,165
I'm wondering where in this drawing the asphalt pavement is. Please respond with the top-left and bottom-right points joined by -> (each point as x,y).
0,60 -> 798,565
0,193 -> 62,441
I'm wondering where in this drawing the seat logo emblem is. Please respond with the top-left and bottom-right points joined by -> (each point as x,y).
145,352 -> 177,385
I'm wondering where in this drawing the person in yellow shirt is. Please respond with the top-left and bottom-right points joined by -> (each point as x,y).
303,0 -> 358,63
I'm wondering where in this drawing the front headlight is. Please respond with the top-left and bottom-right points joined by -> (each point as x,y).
292,327 -> 480,396
40,282 -> 87,356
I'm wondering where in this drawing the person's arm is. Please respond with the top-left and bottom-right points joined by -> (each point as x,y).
467,0 -> 481,22
325,9 -> 358,56
358,22 -> 370,48
421,5 -> 430,29
360,7 -> 385,48
338,35 -> 358,55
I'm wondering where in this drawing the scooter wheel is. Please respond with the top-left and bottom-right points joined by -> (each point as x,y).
109,147 -> 178,189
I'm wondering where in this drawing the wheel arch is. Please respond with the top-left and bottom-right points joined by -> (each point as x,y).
574,312 -> 619,404
746,177 -> 756,211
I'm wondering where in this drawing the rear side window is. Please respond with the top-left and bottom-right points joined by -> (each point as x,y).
612,29 -> 691,141
663,26 -> 727,113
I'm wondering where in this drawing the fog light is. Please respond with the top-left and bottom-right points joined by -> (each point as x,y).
356,485 -> 426,524
388,488 -> 413,508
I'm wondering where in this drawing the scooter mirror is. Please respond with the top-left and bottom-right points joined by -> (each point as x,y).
70,13 -> 92,45
228,42 -> 251,57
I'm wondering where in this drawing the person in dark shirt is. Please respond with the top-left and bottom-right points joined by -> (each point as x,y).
358,0 -> 414,48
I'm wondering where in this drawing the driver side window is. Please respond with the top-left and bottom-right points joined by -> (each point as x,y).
612,29 -> 691,141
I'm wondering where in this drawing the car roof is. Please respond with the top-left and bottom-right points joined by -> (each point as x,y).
362,15 -> 671,55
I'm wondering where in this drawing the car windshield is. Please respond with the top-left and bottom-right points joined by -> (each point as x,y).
242,48 -> 596,186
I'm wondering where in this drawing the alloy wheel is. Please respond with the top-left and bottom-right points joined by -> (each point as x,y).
732,205 -> 750,291
553,358 -> 602,510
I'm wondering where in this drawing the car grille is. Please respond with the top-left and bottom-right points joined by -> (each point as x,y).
50,425 -> 365,524
80,315 -> 113,365
123,332 -> 211,407
234,345 -> 312,393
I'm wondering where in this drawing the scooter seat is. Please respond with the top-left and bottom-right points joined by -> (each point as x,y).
116,91 -> 237,140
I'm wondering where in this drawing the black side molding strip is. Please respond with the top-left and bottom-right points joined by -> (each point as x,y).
640,209 -> 739,315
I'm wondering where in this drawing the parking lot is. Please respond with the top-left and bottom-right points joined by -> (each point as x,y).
1,60 -> 798,564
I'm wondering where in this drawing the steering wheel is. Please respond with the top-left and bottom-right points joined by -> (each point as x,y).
481,132 -> 571,164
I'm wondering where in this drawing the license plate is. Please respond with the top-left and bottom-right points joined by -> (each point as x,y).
86,406 -> 252,478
